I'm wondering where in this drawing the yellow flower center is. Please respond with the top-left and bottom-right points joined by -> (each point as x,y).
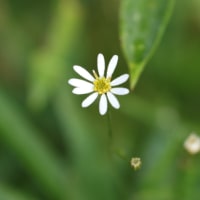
93,71 -> 111,94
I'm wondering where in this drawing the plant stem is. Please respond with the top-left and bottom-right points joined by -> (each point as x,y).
107,109 -> 113,142
107,110 -> 129,162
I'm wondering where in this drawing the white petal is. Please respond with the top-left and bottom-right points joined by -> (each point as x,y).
111,87 -> 129,95
68,78 -> 93,88
111,74 -> 129,86
72,87 -> 93,95
97,53 -> 105,77
81,92 -> 98,107
106,55 -> 118,78
73,65 -> 94,82
107,92 -> 120,109
99,94 -> 107,115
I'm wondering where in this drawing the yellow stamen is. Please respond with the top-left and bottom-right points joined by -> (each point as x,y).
93,70 -> 99,79
93,70 -> 111,94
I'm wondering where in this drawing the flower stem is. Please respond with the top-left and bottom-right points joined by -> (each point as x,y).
107,109 -> 113,142
106,111 -> 131,163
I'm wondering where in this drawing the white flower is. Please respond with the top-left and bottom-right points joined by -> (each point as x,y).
68,53 -> 129,115
184,133 -> 200,154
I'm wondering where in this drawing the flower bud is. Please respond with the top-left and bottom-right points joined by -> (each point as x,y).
184,133 -> 200,154
130,157 -> 142,170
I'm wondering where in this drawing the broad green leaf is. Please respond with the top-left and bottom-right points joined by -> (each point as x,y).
0,90 -> 68,200
120,0 -> 175,89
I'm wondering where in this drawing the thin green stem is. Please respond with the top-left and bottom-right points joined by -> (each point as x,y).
106,110 -> 129,162
106,109 -> 113,157
107,109 -> 113,140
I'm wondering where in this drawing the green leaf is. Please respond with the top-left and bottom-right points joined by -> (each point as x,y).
0,89 -> 68,200
120,0 -> 175,89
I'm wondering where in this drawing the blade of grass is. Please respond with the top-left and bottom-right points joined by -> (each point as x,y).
0,89 -> 68,200
28,0 -> 83,111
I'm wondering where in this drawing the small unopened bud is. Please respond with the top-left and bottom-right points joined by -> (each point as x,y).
184,133 -> 200,154
130,157 -> 142,170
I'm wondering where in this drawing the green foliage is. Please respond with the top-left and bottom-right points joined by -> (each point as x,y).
0,183 -> 37,200
0,90 -> 68,199
0,0 -> 200,199
120,0 -> 175,89
28,0 -> 83,111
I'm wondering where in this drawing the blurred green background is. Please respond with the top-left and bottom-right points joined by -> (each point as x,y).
0,0 -> 200,199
